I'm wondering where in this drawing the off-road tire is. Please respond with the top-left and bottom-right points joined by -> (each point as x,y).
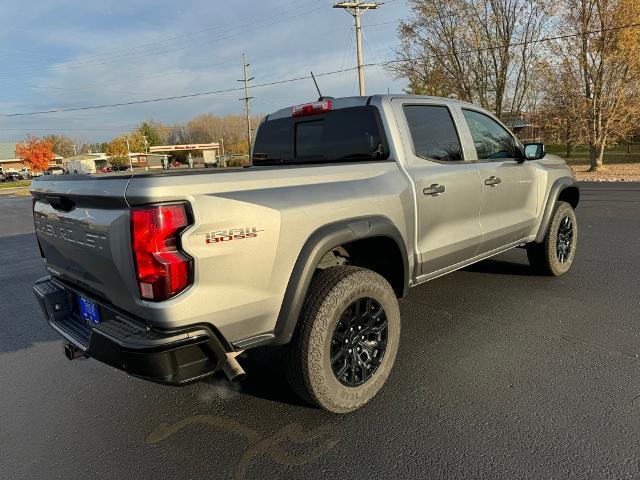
285,266 -> 401,413
527,201 -> 577,276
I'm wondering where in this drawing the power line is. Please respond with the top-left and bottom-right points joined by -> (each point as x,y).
363,19 -> 402,28
0,127 -> 134,131
383,21 -> 640,66
4,21 -> 640,118
0,67 -> 359,117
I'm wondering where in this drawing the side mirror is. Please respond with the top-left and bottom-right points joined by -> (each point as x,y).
523,143 -> 546,160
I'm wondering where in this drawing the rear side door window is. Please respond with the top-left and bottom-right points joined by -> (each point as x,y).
462,109 -> 520,160
403,105 -> 463,162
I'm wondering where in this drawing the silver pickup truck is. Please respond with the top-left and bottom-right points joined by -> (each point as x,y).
31,95 -> 579,413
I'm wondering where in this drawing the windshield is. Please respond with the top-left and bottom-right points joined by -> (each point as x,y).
252,105 -> 389,165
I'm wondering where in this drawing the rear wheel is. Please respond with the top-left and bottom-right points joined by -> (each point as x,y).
285,266 -> 400,413
527,201 -> 577,276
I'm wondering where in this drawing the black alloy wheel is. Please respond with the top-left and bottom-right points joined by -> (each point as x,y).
330,297 -> 388,387
556,216 -> 574,263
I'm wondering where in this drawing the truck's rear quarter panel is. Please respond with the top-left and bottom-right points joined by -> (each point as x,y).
124,162 -> 413,344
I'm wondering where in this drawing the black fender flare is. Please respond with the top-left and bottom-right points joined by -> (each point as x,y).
268,216 -> 409,346
535,177 -> 580,243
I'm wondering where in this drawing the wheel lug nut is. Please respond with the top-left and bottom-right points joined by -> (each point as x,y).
357,347 -> 360,352
361,336 -> 365,340
358,326 -> 362,330
349,349 -> 352,353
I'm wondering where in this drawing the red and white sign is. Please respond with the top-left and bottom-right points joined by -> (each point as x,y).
149,143 -> 220,153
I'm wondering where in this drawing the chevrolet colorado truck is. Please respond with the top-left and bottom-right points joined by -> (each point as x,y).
31,95 -> 579,413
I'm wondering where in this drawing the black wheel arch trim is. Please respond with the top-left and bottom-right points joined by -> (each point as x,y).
535,177 -> 580,243
235,216 -> 409,349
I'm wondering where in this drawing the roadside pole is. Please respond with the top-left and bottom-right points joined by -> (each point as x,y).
333,1 -> 381,96
125,139 -> 132,171
238,53 -> 254,163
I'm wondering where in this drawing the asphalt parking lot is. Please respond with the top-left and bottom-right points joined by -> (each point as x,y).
1,182 -> 639,479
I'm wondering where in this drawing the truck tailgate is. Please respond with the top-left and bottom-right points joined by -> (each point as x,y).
31,176 -> 138,308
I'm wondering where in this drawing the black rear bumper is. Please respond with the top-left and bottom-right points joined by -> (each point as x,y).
33,276 -> 230,385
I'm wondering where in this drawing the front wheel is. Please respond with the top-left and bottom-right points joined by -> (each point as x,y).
285,266 -> 401,413
527,201 -> 577,276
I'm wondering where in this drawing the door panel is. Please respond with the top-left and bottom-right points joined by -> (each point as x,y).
476,161 -> 538,252
414,163 -> 483,273
391,100 -> 484,275
458,108 -> 538,253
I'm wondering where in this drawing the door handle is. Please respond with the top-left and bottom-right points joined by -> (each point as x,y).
423,184 -> 446,196
484,176 -> 502,187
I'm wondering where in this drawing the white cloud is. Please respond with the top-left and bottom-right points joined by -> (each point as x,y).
0,0 -> 410,141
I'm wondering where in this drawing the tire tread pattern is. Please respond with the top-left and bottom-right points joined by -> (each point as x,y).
285,266 -> 399,413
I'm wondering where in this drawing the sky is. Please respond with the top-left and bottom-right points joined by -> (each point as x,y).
0,0 -> 411,143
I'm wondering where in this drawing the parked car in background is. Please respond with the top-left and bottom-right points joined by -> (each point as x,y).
18,168 -> 33,179
5,171 -> 23,181
44,166 -> 65,175
67,159 -> 96,175
0,172 -> 6,182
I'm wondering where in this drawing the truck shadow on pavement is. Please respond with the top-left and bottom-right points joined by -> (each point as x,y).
0,232 -> 60,354
463,258 -> 539,276
227,346 -> 312,408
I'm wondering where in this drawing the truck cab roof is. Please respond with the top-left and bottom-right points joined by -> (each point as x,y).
265,94 -> 483,121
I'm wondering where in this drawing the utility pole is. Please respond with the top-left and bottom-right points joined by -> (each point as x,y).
219,138 -> 225,167
125,139 -> 132,171
238,53 -> 254,161
71,144 -> 77,156
333,1 -> 381,96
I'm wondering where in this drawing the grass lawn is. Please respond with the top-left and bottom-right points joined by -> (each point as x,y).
546,144 -> 640,164
545,144 -> 640,180
0,180 -> 31,189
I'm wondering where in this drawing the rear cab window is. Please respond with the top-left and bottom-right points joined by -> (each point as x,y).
252,105 -> 389,165
403,105 -> 463,162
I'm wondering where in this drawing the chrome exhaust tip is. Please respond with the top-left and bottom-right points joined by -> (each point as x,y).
222,352 -> 246,383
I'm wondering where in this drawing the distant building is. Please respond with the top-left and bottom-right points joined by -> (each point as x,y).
0,142 -> 63,172
502,112 -> 543,143
62,152 -> 169,171
0,142 -> 22,172
63,153 -> 110,168
127,153 -> 169,170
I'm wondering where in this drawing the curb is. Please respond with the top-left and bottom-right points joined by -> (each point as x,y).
0,187 -> 29,196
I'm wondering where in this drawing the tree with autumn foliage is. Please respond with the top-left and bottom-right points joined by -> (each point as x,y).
15,135 -> 55,173
105,137 -> 129,171
543,0 -> 640,171
44,134 -> 76,158
538,62 -> 589,156
390,0 -> 554,118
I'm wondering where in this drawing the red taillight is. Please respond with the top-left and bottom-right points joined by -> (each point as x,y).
292,99 -> 332,117
131,203 -> 193,301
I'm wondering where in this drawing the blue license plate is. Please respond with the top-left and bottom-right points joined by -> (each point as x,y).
78,297 -> 100,324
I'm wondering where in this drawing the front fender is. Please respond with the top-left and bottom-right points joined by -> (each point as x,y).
535,177 -> 580,243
